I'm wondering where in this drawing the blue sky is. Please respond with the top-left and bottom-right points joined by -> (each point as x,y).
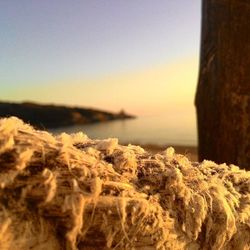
0,0 -> 201,115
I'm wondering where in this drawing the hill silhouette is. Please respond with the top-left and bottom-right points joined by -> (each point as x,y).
0,101 -> 135,129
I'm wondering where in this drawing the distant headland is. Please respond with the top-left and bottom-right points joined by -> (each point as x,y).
0,101 -> 135,129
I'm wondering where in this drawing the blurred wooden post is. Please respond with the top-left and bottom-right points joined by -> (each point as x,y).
195,0 -> 250,169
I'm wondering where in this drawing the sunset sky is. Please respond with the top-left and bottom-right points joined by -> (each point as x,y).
1,0 -> 201,116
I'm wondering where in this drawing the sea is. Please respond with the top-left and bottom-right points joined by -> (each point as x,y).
50,111 -> 197,146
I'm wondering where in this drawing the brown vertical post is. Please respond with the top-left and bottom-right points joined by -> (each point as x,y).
195,0 -> 250,169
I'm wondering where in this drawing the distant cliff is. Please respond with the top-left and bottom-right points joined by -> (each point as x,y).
0,101 -> 135,129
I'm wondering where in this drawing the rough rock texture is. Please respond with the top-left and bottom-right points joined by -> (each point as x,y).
0,117 -> 249,250
195,0 -> 250,169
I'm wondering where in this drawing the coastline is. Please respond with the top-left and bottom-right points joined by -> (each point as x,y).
0,101 -> 135,129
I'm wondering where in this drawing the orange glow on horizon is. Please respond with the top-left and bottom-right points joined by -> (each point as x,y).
3,56 -> 199,116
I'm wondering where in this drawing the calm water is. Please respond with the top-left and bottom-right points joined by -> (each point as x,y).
50,112 -> 197,146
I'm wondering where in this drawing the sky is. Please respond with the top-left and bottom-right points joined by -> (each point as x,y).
0,0 -> 201,116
